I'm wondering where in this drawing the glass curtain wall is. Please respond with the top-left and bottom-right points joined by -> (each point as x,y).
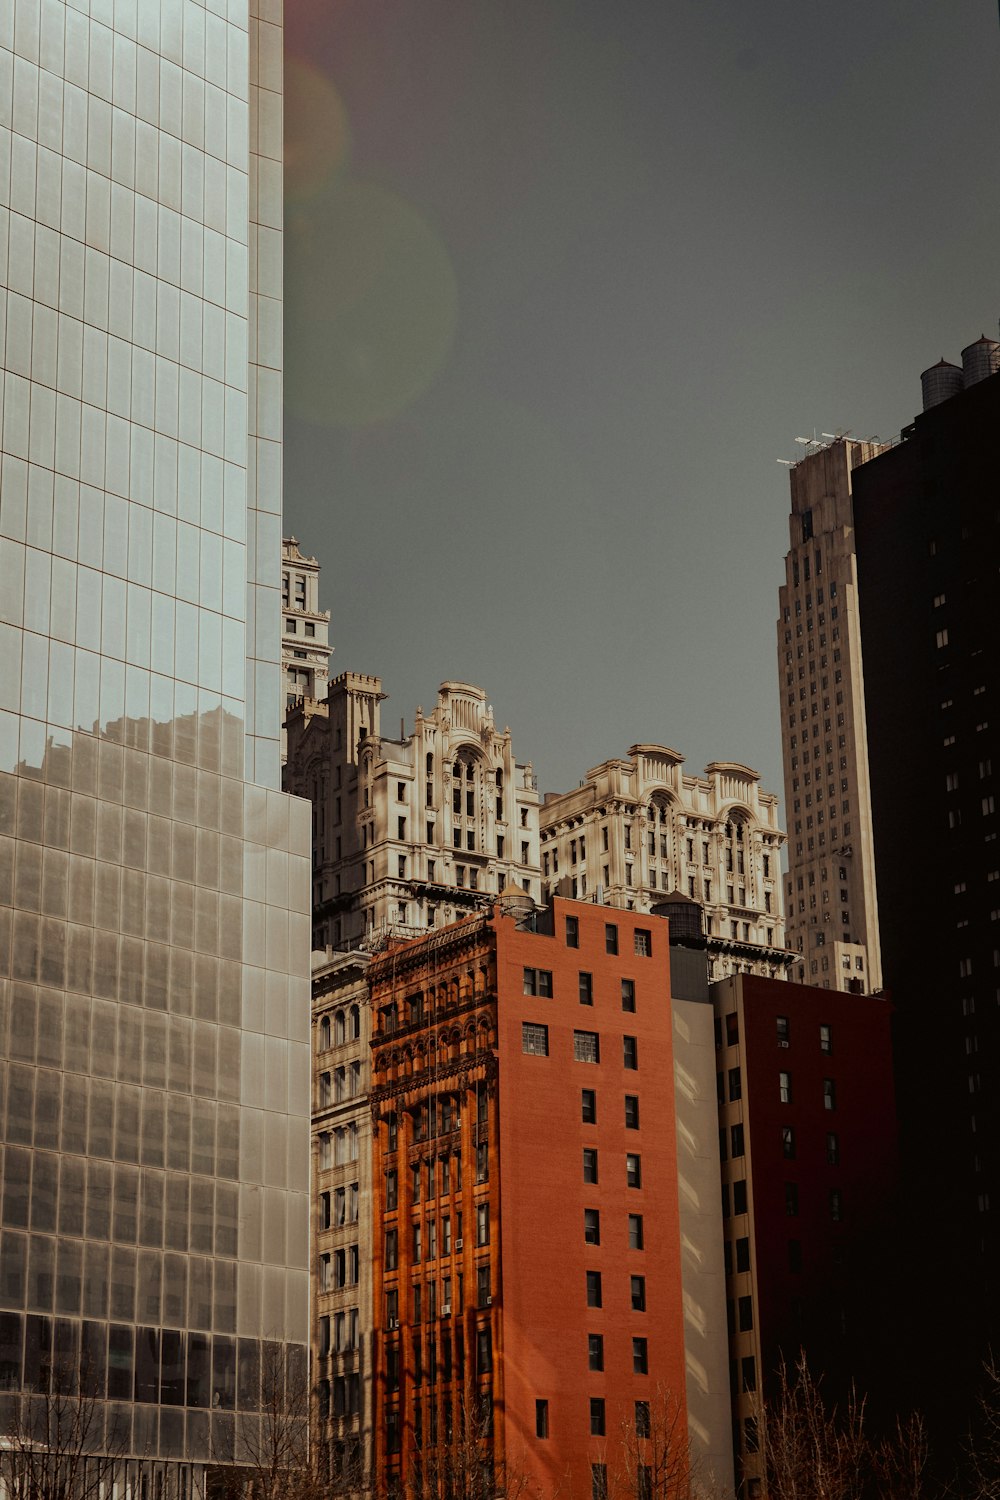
0,0 -> 309,1489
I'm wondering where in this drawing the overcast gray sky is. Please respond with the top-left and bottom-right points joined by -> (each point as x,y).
283,0 -> 1000,807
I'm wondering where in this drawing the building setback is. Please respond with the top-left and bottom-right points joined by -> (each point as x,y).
0,0 -> 311,1491
285,677 -> 541,949
710,973 -> 898,1489
852,350 -> 1000,1423
365,898 -> 733,1500
540,748 -> 790,982
776,438 -> 886,993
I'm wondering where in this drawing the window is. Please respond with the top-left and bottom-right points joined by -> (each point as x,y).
731,1123 -> 745,1157
566,916 -> 580,948
586,1271 -> 603,1307
626,1153 -> 642,1188
738,1295 -> 753,1332
579,972 -> 594,1005
584,1209 -> 601,1245
635,1400 -> 651,1439
788,1239 -> 802,1272
523,967 -> 553,997
592,1465 -> 609,1500
725,1012 -> 739,1046
782,1125 -> 795,1160
581,1089 -> 597,1124
728,1067 -> 741,1101
621,978 -> 636,1012
623,1035 -> 638,1071
628,1213 -> 644,1250
733,1179 -> 747,1215
779,1070 -> 792,1104
830,1189 -> 843,1221
819,1023 -> 832,1055
588,1334 -> 604,1371
634,928 -> 652,957
736,1237 -> 750,1272
785,1182 -> 799,1217
522,1023 -> 549,1057
632,1337 -> 648,1375
476,1203 -> 490,1246
605,924 -> 619,955
575,1031 -> 600,1064
590,1398 -> 606,1437
826,1132 -> 839,1166
776,1015 -> 789,1047
630,1275 -> 646,1311
583,1148 -> 599,1184
823,1078 -> 836,1111
625,1095 -> 640,1129
536,1400 -> 549,1439
741,1357 -> 757,1393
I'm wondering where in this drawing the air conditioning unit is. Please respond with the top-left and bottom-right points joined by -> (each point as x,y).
388,1317 -> 398,1329
779,1040 -> 789,1048
442,1303 -> 452,1316
486,1295 -> 493,1305
455,1238 -> 463,1250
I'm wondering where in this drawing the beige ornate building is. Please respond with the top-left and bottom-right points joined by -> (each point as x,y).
777,437 -> 884,992
312,949 -> 374,1486
281,537 -> 333,762
285,676 -> 541,949
540,746 -> 790,981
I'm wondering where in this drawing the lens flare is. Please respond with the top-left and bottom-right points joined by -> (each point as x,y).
284,57 -> 350,204
285,179 -> 459,427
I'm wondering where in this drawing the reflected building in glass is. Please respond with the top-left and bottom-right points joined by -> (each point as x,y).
0,1 -> 310,1493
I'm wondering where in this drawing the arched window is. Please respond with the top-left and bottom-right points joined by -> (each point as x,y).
334,1011 -> 345,1045
319,1015 -> 331,1050
350,1005 -> 361,1039
723,813 -> 753,895
646,795 -> 674,880
452,747 -> 485,831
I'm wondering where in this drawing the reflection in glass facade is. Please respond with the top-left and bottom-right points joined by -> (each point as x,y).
0,0 -> 310,1491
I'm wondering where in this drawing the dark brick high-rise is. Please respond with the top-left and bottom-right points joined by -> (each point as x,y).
852,354 -> 1000,1432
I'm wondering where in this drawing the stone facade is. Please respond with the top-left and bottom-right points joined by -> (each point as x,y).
281,537 -> 332,763
285,677 -> 541,949
312,949 -> 374,1487
777,438 -> 885,992
540,746 -> 790,981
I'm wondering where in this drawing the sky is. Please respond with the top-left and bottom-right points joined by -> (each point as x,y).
282,0 -> 1000,810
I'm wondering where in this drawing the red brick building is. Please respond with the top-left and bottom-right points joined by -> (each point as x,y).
712,973 -> 898,1490
367,897 -> 715,1499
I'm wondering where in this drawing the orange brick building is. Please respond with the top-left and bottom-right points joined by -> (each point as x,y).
368,896 -> 701,1499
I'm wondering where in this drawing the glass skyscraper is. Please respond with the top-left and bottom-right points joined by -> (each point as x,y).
0,0 -> 310,1490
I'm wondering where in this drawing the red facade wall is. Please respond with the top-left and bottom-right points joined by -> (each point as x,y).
496,900 -> 688,1498
738,975 -> 898,1406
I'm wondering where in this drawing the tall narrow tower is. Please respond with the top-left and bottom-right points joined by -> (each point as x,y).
777,439 -> 885,993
